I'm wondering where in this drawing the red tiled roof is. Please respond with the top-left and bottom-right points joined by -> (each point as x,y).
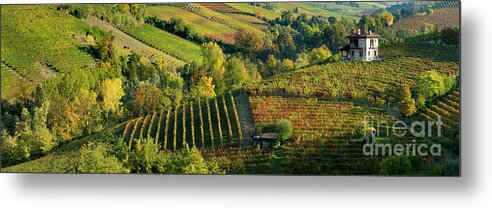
347,30 -> 381,38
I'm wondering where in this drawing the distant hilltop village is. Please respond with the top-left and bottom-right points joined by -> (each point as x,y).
340,29 -> 381,61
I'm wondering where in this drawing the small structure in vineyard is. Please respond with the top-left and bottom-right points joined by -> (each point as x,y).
252,132 -> 281,148
340,28 -> 381,61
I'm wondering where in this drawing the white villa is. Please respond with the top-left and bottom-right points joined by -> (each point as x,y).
340,29 -> 381,61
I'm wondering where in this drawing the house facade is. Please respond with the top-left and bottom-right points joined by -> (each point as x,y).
340,29 -> 381,61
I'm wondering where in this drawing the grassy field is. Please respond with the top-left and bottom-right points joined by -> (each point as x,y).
1,5 -> 94,99
119,24 -> 203,64
85,17 -> 186,69
147,5 -> 237,44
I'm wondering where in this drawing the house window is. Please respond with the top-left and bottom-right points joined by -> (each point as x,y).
375,51 -> 377,57
368,51 -> 371,56
359,51 -> 363,57
351,51 -> 354,56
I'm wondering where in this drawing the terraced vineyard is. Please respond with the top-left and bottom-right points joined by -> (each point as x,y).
249,96 -> 394,140
225,3 -> 281,20
1,63 -> 33,98
1,5 -> 95,98
122,93 -> 243,150
199,3 -> 243,13
85,17 -> 185,69
280,141 -> 380,175
201,147 -> 274,174
224,13 -> 268,30
119,24 -> 203,64
147,6 -> 237,44
420,90 -> 460,149
180,3 -> 265,37
247,57 -> 459,104
381,43 -> 459,62
433,1 -> 460,9
382,8 -> 459,33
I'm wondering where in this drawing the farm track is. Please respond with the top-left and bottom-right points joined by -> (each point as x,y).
234,92 -> 255,145
85,17 -> 186,68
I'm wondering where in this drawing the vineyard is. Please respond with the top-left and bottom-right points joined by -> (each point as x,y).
247,56 -> 459,104
383,8 -> 459,33
1,63 -> 32,99
420,90 -> 460,150
199,3 -> 243,13
225,3 -> 281,20
433,1 -> 460,10
121,93 -> 243,150
85,17 -> 186,69
147,6 -> 236,44
180,3 -> 265,37
380,43 -> 459,62
119,24 -> 203,64
1,5 -> 95,98
249,96 -> 394,140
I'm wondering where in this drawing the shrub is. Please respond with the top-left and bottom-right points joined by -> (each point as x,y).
76,142 -> 129,173
380,156 -> 412,175
258,119 -> 293,140
127,138 -> 169,173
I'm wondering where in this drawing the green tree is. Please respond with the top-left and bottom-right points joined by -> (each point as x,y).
276,119 -> 293,140
201,42 -> 226,93
380,156 -> 412,175
32,101 -> 57,154
225,57 -> 250,89
96,32 -> 116,61
127,138 -> 168,173
74,89 -> 100,135
308,46 -> 332,64
168,147 -> 224,174
415,71 -> 445,100
77,142 -> 129,173
440,27 -> 459,45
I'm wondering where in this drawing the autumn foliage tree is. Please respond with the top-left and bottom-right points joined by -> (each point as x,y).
101,78 -> 125,122
399,85 -> 416,117
132,84 -> 164,116
193,76 -> 216,99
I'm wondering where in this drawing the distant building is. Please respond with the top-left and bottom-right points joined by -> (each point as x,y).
340,29 -> 381,61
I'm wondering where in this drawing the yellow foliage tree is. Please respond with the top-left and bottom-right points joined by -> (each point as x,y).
101,78 -> 125,121
196,76 -> 216,99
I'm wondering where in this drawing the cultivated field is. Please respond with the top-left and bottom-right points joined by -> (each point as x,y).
147,6 -> 237,44
249,96 -> 394,140
119,24 -> 203,64
85,17 -> 186,69
122,93 -> 243,150
1,5 -> 94,99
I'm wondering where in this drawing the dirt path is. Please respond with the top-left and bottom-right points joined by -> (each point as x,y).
234,92 -> 255,146
84,17 -> 185,68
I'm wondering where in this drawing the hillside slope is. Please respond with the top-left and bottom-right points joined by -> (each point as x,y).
1,5 -> 94,100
